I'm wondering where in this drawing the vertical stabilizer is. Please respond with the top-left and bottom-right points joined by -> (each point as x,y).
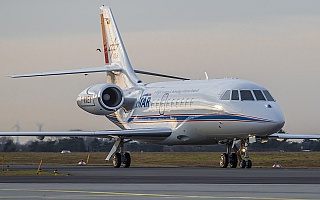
100,5 -> 141,88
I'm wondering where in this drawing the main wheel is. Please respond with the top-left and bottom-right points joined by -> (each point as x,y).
230,153 -> 238,168
220,153 -> 229,168
123,152 -> 131,168
246,159 -> 252,168
239,160 -> 246,168
113,153 -> 122,168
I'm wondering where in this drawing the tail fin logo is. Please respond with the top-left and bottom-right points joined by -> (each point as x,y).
100,5 -> 142,87
110,40 -> 119,59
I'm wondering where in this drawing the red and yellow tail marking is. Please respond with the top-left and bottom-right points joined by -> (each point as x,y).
100,13 -> 109,64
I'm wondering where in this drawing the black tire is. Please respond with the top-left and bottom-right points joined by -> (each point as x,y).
219,153 -> 229,168
123,152 -> 131,168
239,160 -> 246,168
230,153 -> 238,168
246,159 -> 252,168
113,153 -> 121,168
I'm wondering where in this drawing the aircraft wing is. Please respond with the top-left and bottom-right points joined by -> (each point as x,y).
8,65 -> 122,78
269,133 -> 320,139
0,128 -> 172,139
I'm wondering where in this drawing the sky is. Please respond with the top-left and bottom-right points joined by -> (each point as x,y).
1,0 -> 320,143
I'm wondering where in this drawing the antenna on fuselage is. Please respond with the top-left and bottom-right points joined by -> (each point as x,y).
204,72 -> 209,80
12,121 -> 20,144
36,123 -> 44,132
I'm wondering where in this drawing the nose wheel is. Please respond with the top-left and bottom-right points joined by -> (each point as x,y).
239,139 -> 252,168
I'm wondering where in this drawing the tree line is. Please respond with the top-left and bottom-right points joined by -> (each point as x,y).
0,136 -> 319,152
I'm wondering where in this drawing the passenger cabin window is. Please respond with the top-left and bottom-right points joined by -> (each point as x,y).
221,90 -> 231,100
156,99 -> 160,108
263,90 -> 275,101
240,90 -> 254,101
171,99 -> 175,107
180,99 -> 185,107
253,90 -> 266,101
190,98 -> 194,106
151,100 -> 155,108
176,99 -> 180,107
166,100 -> 170,107
231,90 -> 239,100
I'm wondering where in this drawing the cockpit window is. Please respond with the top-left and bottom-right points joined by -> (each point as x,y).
240,90 -> 254,101
221,89 -> 275,102
221,90 -> 231,100
263,90 -> 275,101
231,90 -> 239,100
253,90 -> 266,101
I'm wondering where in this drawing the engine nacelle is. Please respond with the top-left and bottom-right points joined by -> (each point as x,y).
77,83 -> 124,115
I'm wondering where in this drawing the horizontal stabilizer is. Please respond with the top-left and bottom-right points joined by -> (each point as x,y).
134,69 -> 190,80
8,66 -> 189,81
0,128 -> 172,139
8,65 -> 122,78
269,133 -> 320,139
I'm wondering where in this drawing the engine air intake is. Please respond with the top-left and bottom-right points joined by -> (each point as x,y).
77,83 -> 124,115
101,87 -> 123,108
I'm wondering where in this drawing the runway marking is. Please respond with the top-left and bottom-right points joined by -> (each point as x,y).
0,188 -> 311,200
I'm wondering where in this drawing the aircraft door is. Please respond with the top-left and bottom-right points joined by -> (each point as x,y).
159,93 -> 169,115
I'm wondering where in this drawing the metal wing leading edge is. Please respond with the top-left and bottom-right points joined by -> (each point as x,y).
269,133 -> 320,139
0,128 -> 172,138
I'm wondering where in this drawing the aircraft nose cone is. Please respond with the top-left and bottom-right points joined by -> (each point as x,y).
270,106 -> 285,132
274,119 -> 285,132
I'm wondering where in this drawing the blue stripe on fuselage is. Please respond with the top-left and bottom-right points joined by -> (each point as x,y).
106,113 -> 274,124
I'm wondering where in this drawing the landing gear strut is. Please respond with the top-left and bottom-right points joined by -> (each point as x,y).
106,137 -> 131,168
219,139 -> 252,168
238,139 -> 252,168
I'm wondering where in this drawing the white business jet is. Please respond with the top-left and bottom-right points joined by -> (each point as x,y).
1,5 -> 319,168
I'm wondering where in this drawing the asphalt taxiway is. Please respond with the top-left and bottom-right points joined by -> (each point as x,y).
1,166 -> 320,199
1,183 -> 320,200
1,165 -> 320,184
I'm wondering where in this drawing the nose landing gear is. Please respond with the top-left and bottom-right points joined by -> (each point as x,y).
219,139 -> 252,168
238,139 -> 252,168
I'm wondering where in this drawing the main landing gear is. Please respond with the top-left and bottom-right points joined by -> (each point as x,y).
106,137 -> 131,168
219,139 -> 252,169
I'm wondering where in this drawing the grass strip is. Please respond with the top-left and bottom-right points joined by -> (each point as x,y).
0,152 -> 319,168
